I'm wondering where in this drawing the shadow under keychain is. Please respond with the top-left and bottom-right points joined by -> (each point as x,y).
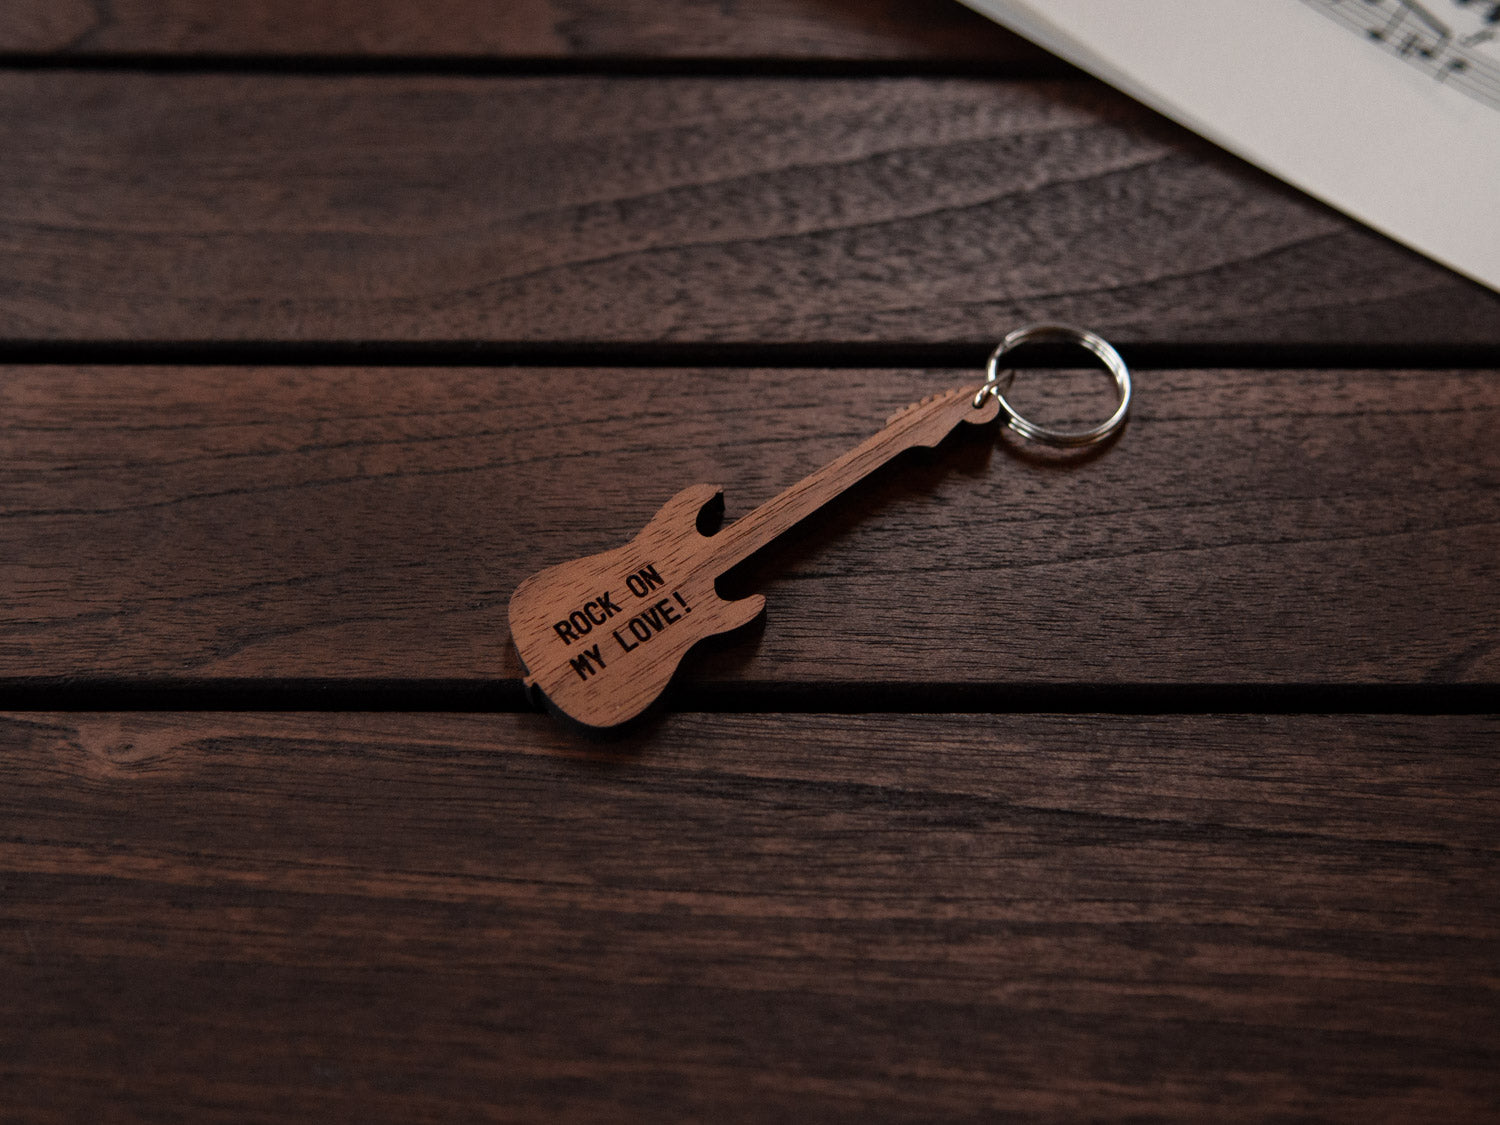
509,324 -> 1132,729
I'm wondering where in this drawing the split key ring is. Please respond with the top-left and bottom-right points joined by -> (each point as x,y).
974,323 -> 1132,448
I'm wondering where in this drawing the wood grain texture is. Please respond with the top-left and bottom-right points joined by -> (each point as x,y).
0,0 -> 1039,61
2,74 -> 1497,348
2,710 -> 1497,1122
4,364 -> 1498,686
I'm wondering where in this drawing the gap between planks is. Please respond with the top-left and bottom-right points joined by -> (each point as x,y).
0,679 -> 1495,717
4,342 -> 1500,370
0,53 -> 1079,79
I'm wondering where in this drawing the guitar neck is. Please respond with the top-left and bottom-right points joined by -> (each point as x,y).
704,385 -> 995,573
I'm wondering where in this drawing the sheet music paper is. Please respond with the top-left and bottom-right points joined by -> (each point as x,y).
958,0 -> 1500,293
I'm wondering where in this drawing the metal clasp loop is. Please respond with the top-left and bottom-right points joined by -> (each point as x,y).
974,324 -> 1132,447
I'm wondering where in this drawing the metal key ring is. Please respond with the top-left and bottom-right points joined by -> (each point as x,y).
973,324 -> 1132,447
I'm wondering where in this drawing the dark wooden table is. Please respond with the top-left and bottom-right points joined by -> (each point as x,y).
3,2 -> 1499,1119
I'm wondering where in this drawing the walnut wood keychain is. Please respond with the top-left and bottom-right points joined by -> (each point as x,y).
509,324 -> 1132,729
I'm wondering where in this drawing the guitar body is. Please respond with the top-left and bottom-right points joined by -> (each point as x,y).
508,483 -> 766,729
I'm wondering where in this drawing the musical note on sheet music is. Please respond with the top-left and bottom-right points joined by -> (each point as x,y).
1304,0 -> 1500,110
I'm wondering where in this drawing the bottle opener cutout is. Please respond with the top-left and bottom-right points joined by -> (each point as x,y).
509,324 -> 1131,729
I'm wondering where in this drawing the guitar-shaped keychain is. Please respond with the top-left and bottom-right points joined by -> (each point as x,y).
509,325 -> 1131,729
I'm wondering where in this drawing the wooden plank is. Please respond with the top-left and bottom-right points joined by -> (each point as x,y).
2,711 -> 1497,1121
0,0 -> 1040,61
2,74 -> 1496,348
3,364 -> 1498,687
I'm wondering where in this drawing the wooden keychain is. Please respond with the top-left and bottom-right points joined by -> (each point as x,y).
509,324 -> 1132,729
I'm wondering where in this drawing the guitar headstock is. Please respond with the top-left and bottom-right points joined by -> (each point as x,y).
884,384 -> 999,440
